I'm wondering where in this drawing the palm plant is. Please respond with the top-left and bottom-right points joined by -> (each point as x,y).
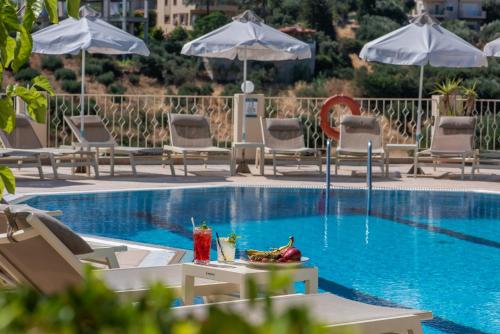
432,78 -> 463,115
462,81 -> 478,115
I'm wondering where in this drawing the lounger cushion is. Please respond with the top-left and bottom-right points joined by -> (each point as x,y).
0,205 -> 92,255
266,119 -> 303,140
438,117 -> 475,129
170,115 -> 211,140
341,115 -> 377,129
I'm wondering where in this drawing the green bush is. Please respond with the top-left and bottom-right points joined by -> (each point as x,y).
0,269 -> 328,334
85,63 -> 104,76
41,55 -> 63,71
128,73 -> 140,85
191,11 -> 230,39
61,80 -> 81,93
221,83 -> 240,96
14,68 -> 40,82
178,82 -> 213,95
97,71 -> 115,86
54,68 -> 77,81
102,60 -> 122,77
108,83 -> 127,95
479,20 -> 500,45
442,20 -> 478,44
356,15 -> 400,42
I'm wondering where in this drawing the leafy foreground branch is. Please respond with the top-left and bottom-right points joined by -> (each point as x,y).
0,267 -> 350,334
0,0 -> 80,198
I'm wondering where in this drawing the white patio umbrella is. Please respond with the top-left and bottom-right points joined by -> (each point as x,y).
181,10 -> 311,140
484,38 -> 500,56
32,6 -> 150,133
359,13 -> 487,140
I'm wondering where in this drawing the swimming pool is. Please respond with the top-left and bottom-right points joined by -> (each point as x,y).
24,186 -> 500,334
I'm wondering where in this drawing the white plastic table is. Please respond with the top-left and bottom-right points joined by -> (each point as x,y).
231,142 -> 265,176
384,143 -> 418,176
181,261 -> 318,305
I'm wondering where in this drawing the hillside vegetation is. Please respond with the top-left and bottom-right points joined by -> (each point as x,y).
7,0 -> 500,99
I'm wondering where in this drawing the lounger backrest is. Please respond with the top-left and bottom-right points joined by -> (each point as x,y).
339,115 -> 382,150
431,116 -> 475,152
64,115 -> 116,145
0,210 -> 84,294
0,115 -> 43,149
261,118 -> 306,150
168,113 -> 213,148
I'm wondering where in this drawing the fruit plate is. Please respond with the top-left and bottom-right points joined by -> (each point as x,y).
235,257 -> 309,269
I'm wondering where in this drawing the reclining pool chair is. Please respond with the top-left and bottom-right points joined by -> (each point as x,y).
0,114 -> 99,179
0,204 -> 126,269
415,116 -> 476,180
335,115 -> 385,175
260,118 -> 322,176
173,292 -> 432,334
0,208 -> 236,297
165,113 -> 233,176
64,115 -> 175,176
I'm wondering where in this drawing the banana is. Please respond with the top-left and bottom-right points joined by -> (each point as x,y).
246,236 -> 295,258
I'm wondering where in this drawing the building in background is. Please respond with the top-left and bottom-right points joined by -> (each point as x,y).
413,0 -> 485,27
49,0 -> 151,40
156,0 -> 239,33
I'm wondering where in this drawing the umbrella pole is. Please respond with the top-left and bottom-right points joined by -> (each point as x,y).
242,51 -> 247,142
408,64 -> 425,176
416,65 -> 424,144
80,50 -> 86,135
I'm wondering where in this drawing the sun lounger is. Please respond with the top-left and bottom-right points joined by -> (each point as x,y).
471,150 -> 500,178
173,292 -> 432,334
0,205 -> 126,269
0,115 -> 99,179
260,118 -> 322,176
335,115 -> 385,175
415,116 -> 476,180
0,208 -> 236,297
64,115 -> 175,176
165,113 -> 233,176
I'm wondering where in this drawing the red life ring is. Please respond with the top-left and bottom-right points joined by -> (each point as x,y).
319,95 -> 361,141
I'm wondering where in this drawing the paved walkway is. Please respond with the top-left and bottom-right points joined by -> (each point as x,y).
9,163 -> 500,196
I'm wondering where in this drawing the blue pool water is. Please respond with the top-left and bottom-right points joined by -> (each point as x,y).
24,187 -> 500,334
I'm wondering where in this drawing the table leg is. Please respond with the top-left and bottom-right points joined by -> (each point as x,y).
259,147 -> 264,176
239,278 -> 248,300
231,147 -> 236,176
182,274 -> 195,305
385,151 -> 389,177
305,268 -> 318,294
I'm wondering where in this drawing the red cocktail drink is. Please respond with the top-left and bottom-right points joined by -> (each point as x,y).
193,227 -> 212,264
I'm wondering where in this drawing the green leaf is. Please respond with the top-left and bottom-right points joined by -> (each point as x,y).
32,76 -> 55,96
0,167 -> 16,196
12,26 -> 32,72
43,0 -> 58,24
0,97 -> 16,133
15,86 -> 47,123
3,36 -> 15,67
66,0 -> 80,19
30,0 -> 45,19
0,1 -> 21,31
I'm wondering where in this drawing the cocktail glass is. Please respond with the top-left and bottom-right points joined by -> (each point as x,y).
193,227 -> 212,264
216,237 -> 236,263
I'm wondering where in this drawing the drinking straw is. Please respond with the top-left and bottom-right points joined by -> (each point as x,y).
191,217 -> 195,231
215,232 -> 227,262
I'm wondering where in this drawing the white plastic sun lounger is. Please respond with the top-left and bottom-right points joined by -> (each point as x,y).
173,292 -> 432,334
416,116 -> 476,180
0,204 -> 126,269
64,115 -> 175,176
0,209 -> 236,297
335,115 -> 385,175
0,114 -> 99,179
165,113 -> 233,176
260,118 -> 322,176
